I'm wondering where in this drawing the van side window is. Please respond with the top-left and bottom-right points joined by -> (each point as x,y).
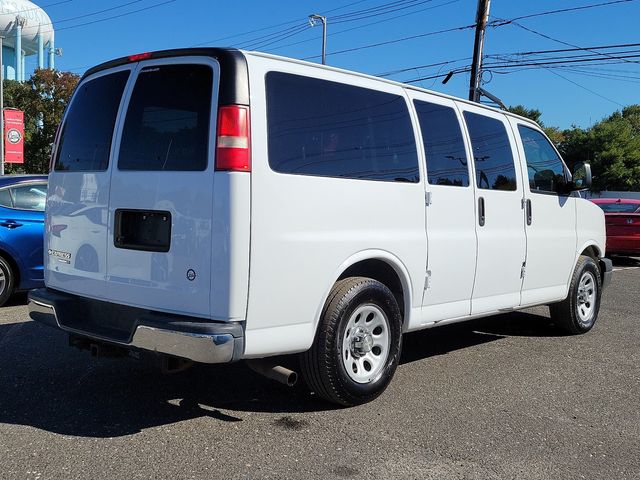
118,64 -> 213,171
414,101 -> 469,187
54,71 -> 130,171
463,112 -> 517,191
518,125 -> 567,194
266,72 -> 419,183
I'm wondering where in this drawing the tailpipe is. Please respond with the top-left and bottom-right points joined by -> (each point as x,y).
246,359 -> 298,387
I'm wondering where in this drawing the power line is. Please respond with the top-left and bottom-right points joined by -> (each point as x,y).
34,0 -> 179,35
488,0 -> 635,26
301,24 -> 475,60
539,68 -> 625,107
53,0 -> 146,25
266,0 -> 461,54
504,20 -> 640,65
331,0 -> 439,23
191,0 -> 372,47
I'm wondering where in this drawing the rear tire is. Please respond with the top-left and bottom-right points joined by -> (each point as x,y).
549,255 -> 602,334
301,277 -> 403,406
0,255 -> 16,307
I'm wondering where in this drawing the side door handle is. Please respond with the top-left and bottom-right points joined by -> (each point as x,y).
478,197 -> 485,227
526,199 -> 532,226
0,220 -> 23,229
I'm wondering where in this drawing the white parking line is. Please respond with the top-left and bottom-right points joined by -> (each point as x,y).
613,266 -> 640,271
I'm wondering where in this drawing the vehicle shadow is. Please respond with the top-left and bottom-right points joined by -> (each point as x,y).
0,309 -> 554,438
4,292 -> 28,307
611,255 -> 640,267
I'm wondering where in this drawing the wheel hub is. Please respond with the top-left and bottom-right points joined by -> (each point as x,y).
351,327 -> 374,357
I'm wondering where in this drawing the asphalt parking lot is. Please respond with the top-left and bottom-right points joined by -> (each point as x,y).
1,258 -> 639,480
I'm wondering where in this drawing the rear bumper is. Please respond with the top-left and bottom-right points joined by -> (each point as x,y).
606,236 -> 640,255
28,288 -> 244,364
600,257 -> 613,290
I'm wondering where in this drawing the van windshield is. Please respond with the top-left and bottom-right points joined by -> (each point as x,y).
55,71 -> 130,171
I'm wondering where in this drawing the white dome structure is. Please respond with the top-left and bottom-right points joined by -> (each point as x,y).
0,0 -> 57,82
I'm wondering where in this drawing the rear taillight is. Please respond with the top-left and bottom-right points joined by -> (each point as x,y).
216,105 -> 251,172
51,224 -> 67,237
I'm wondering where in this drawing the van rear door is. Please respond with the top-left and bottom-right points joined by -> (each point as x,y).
105,58 -> 219,318
46,66 -> 132,299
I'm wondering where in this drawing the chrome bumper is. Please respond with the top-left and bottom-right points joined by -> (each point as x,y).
28,289 -> 244,364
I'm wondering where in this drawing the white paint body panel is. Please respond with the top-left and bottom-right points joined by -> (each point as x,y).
458,103 -> 527,315
242,55 -> 426,357
406,91 -> 477,328
507,117 -> 578,307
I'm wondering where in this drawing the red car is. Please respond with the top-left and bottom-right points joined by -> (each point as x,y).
591,198 -> 640,256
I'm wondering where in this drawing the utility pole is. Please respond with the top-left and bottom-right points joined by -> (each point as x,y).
468,0 -> 491,102
308,14 -> 327,65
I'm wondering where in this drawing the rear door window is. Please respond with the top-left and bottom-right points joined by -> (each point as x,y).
464,112 -> 517,191
266,72 -> 419,183
55,71 -> 130,171
118,64 -> 213,171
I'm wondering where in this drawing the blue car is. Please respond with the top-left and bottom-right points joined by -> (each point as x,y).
0,175 -> 48,306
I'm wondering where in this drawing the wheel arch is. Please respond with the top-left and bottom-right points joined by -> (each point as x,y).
0,245 -> 21,290
312,250 -> 414,340
579,243 -> 602,262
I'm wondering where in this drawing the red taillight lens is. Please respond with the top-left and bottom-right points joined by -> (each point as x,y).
216,105 -> 251,172
128,52 -> 153,62
51,224 -> 67,237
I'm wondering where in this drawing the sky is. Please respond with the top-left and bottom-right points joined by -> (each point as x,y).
24,0 -> 640,130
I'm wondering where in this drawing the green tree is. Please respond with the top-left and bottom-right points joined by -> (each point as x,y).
559,105 -> 640,191
508,105 -> 542,124
3,69 -> 79,174
508,104 -> 563,145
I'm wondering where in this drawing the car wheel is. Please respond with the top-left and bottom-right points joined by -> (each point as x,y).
301,277 -> 403,406
0,255 -> 16,307
549,255 -> 602,334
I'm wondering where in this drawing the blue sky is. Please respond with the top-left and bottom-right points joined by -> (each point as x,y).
30,0 -> 640,129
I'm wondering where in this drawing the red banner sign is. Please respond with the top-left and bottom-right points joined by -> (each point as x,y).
4,109 -> 25,164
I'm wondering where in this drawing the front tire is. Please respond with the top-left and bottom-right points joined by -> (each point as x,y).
301,277 -> 403,406
549,255 -> 602,334
0,255 -> 16,307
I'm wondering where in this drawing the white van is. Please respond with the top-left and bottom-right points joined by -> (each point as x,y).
29,48 -> 612,406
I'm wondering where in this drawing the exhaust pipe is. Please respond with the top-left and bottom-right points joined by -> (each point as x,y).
246,359 -> 298,387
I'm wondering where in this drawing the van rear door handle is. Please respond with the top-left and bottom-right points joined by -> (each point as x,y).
478,197 -> 485,227
526,199 -> 532,226
0,220 -> 23,229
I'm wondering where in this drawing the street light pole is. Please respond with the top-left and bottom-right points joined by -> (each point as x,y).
308,14 -> 327,65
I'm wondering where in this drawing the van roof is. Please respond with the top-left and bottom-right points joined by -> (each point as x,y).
83,47 -> 540,129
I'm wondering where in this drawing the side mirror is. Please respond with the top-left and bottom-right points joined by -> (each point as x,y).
570,162 -> 592,191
